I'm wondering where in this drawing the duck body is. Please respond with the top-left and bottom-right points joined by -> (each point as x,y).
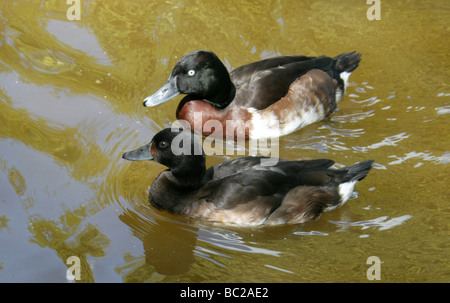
143,50 -> 361,140
122,128 -> 374,226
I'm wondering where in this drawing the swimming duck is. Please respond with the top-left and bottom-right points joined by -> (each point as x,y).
122,128 -> 374,226
143,50 -> 361,140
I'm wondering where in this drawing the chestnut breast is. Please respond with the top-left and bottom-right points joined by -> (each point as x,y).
177,100 -> 252,139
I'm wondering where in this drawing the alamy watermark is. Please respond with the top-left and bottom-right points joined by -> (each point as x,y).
67,0 -> 81,21
169,115 -> 280,166
67,1 -> 381,21
367,0 -> 381,21
63,0 -> 380,163
366,256 -> 382,280
65,254 -> 382,281
66,256 -> 81,281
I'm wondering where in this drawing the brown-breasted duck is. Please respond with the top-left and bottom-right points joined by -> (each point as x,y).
143,50 -> 361,140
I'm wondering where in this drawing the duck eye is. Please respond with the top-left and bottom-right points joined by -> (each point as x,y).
159,141 -> 169,149
187,70 -> 195,76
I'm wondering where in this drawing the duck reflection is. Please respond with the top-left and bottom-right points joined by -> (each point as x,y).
117,208 -> 294,279
119,209 -> 198,276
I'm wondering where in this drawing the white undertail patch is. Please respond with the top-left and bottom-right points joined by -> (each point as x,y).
338,180 -> 357,204
335,71 -> 351,103
324,180 -> 357,212
340,71 -> 351,91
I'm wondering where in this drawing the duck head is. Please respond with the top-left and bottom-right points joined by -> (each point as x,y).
143,50 -> 235,109
122,128 -> 206,187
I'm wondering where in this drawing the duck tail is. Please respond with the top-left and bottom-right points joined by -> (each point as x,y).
332,51 -> 362,101
334,160 -> 374,207
343,160 -> 374,183
333,51 -> 362,74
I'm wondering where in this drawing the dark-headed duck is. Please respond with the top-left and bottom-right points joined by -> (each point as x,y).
122,128 -> 374,226
143,50 -> 361,140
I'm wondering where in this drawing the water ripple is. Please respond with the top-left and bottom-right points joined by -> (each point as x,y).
197,229 -> 282,257
330,215 -> 413,231
435,106 -> 450,115
286,126 -> 366,153
352,132 -> 411,152
330,110 -> 376,123
388,151 -> 450,165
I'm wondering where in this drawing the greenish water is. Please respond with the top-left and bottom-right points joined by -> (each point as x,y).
0,0 -> 449,282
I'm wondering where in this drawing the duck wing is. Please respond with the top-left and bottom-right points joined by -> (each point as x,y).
202,158 -> 336,206
206,156 -> 286,181
209,157 -> 335,180
230,55 -> 314,86
230,56 -> 334,109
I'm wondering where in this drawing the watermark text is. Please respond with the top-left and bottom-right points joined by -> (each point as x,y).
67,0 -> 81,21
66,256 -> 81,281
170,115 -> 280,166
367,0 -> 381,20
366,256 -> 381,280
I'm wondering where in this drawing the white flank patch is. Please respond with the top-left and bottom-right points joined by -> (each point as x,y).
248,106 -> 325,140
248,108 -> 282,139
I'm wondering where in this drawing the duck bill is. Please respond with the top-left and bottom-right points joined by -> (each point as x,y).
143,76 -> 180,107
122,142 -> 153,161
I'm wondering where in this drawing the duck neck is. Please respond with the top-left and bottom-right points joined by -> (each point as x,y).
178,81 -> 235,112
169,154 -> 206,189
209,78 -> 235,109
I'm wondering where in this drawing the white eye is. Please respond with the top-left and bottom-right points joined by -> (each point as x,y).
187,70 -> 195,76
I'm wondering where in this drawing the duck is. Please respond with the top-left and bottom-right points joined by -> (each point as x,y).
142,50 -> 361,140
122,128 -> 374,226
